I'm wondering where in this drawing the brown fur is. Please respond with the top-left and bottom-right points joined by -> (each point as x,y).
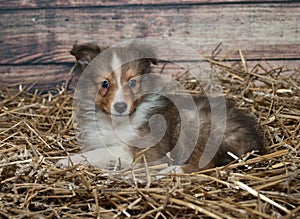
71,43 -> 157,116
70,43 -> 104,71
129,94 -> 265,172
70,43 -> 265,173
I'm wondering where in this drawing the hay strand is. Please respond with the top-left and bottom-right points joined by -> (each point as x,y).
0,49 -> 299,218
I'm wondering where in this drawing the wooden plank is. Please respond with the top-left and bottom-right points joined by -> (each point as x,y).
1,60 -> 299,90
1,3 -> 300,65
0,64 -> 75,89
0,0 -> 290,9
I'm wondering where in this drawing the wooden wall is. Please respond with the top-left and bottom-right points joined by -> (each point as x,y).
0,1 -> 299,89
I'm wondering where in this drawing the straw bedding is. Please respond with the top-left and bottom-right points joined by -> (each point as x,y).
0,50 -> 299,218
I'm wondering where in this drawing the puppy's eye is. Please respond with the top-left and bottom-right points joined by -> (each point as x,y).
101,80 -> 110,89
128,79 -> 137,87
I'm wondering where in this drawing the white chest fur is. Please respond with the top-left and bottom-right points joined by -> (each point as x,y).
57,95 -> 164,169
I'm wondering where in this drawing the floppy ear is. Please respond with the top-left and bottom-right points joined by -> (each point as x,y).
149,57 -> 158,65
130,43 -> 159,66
70,43 -> 103,71
141,44 -> 158,66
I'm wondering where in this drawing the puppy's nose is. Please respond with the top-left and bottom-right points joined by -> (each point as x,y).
113,102 -> 127,114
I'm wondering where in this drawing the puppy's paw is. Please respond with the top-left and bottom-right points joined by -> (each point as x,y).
156,165 -> 183,179
56,154 -> 88,168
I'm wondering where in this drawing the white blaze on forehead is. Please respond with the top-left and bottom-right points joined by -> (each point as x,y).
111,53 -> 122,88
110,53 -> 128,114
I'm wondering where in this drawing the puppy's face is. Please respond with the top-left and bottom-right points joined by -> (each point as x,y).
71,43 -> 157,116
95,55 -> 147,116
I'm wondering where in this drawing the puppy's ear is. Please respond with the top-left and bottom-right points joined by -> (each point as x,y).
70,43 -> 103,71
142,45 -> 158,66
129,43 -> 158,66
149,57 -> 158,65
143,45 -> 158,66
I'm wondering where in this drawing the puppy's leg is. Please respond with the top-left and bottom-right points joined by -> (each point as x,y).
56,146 -> 133,170
156,161 -> 216,178
56,153 -> 86,167
156,165 -> 184,179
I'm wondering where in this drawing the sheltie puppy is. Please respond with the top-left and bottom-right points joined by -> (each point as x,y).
57,42 -> 265,173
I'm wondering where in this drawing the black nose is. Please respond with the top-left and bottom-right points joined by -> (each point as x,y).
113,102 -> 127,114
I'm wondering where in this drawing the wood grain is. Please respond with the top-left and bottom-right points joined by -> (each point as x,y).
1,60 -> 299,90
1,3 -> 299,65
0,64 -> 75,89
0,1 -> 299,88
0,0 -> 289,9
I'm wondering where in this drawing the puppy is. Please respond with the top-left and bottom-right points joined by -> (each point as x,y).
57,42 -> 265,173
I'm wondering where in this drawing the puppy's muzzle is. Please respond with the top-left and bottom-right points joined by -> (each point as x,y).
114,102 -> 128,114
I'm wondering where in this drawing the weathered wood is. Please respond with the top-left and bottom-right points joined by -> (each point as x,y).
1,3 -> 299,65
1,60 -> 298,90
0,64 -> 75,89
0,1 -> 299,88
0,0 -> 289,9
